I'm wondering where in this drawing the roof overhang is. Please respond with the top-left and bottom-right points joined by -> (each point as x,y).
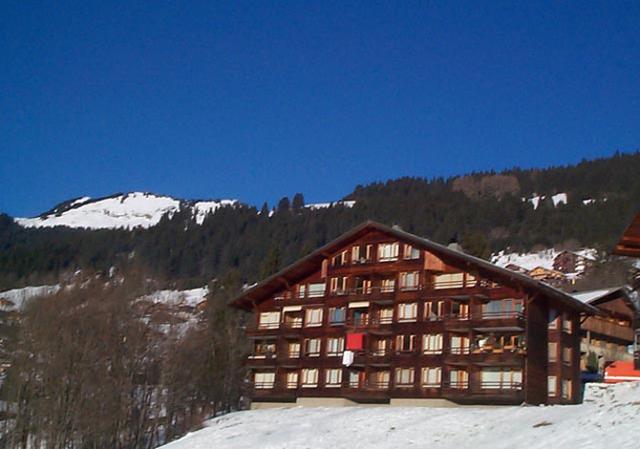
230,221 -> 598,315
614,212 -> 640,257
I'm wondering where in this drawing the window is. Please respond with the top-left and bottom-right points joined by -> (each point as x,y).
371,370 -> 390,389
548,309 -> 558,329
365,244 -> 374,261
298,284 -> 306,299
434,273 -> 464,289
332,251 -> 348,267
562,379 -> 572,399
304,308 -> 324,327
372,338 -> 389,356
403,244 -> 420,260
399,271 -> 420,290
548,376 -> 557,397
287,341 -> 300,358
380,278 -> 395,293
378,308 -> 393,325
254,371 -> 275,389
397,302 -> 417,322
286,371 -> 298,389
423,334 -> 443,354
301,368 -> 319,387
354,277 -> 372,294
562,347 -> 572,365
450,335 -> 470,354
548,342 -> 558,363
563,316 -> 573,334
449,369 -> 468,389
378,242 -> 399,261
395,334 -> 416,353
304,338 -> 321,357
326,337 -> 345,356
421,367 -> 442,388
325,368 -> 342,387
482,299 -> 523,319
252,340 -> 276,358
451,302 -> 469,320
328,307 -> 346,325
330,277 -> 348,295
308,282 -> 326,298
258,311 -> 280,329
394,367 -> 415,387
480,368 -> 522,389
283,311 -> 303,328
351,246 -> 360,263
424,301 -> 444,320
466,273 -> 477,287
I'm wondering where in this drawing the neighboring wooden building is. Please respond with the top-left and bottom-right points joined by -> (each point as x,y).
553,251 -> 596,275
614,212 -> 640,258
572,287 -> 638,373
527,266 -> 566,286
613,211 -> 640,369
231,222 -> 596,407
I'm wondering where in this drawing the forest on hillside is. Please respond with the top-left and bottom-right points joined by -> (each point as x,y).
1,151 -> 639,291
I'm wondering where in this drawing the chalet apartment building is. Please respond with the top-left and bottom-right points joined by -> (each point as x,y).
231,222 -> 597,408
572,287 -> 638,372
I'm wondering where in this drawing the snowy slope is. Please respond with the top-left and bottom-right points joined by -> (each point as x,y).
0,285 -> 60,310
492,249 -> 559,271
140,286 -> 208,308
15,192 -> 237,229
304,200 -> 356,210
160,382 -> 640,449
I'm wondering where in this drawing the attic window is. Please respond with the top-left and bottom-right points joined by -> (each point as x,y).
378,243 -> 399,261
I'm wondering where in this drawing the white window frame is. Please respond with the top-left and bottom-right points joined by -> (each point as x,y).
304,338 -> 321,357
258,311 -> 281,329
378,242 -> 399,262
301,368 -> 319,388
421,367 -> 442,388
403,244 -> 420,260
423,333 -> 443,354
254,371 -> 275,389
304,308 -> 323,327
326,337 -> 345,356
394,367 -> 415,387
308,282 -> 326,298
397,302 -> 417,322
399,271 -> 420,291
548,375 -> 557,397
325,368 -> 342,388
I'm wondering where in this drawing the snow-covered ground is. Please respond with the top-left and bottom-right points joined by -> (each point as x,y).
160,382 -> 640,449
525,192 -> 568,210
140,286 -> 208,308
15,192 -> 237,229
0,285 -> 60,310
304,200 -> 356,210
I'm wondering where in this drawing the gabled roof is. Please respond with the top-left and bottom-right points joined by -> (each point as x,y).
230,221 -> 597,314
614,212 -> 640,257
572,286 -> 639,312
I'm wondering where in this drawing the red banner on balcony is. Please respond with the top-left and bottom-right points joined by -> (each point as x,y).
346,333 -> 365,350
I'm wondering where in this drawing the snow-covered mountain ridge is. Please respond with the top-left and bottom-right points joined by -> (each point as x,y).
15,192 -> 238,230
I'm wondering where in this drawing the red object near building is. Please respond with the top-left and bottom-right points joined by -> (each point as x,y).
346,333 -> 365,350
604,361 -> 640,383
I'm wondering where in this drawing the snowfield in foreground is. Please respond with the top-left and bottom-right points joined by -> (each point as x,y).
160,382 -> 640,449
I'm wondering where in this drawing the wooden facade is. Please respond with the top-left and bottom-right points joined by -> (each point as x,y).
231,222 -> 595,406
613,212 -> 640,369
614,212 -> 640,258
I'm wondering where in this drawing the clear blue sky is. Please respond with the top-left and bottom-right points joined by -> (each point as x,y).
1,1 -> 639,217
